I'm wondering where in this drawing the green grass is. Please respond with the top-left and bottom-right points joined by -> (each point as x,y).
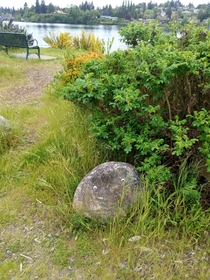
0,49 -> 209,279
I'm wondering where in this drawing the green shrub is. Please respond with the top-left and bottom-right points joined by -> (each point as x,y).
60,22 -> 210,207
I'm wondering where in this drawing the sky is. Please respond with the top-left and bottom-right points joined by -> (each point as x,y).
3,0 -> 210,10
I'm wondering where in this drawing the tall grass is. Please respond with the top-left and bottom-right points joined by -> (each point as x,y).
0,95 -> 106,218
22,96 -> 104,197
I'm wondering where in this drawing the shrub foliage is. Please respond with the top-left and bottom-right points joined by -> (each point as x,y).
60,22 -> 210,206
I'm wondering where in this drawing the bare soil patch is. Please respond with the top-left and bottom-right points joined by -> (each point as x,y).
0,60 -> 62,105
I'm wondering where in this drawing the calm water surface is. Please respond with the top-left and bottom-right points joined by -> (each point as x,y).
16,22 -> 127,51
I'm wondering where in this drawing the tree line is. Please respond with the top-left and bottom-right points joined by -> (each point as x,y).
1,0 -> 210,25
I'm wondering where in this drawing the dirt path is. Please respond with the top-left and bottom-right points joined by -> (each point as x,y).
0,60 -> 62,105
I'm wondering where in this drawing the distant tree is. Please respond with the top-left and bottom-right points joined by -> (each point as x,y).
108,5 -> 113,16
197,9 -> 208,22
142,2 -> 146,13
143,9 -> 155,19
12,7 -> 15,16
165,5 -> 172,19
24,2 -> 28,10
133,9 -> 139,19
47,3 -> 55,13
80,1 -> 94,11
177,8 -> 183,18
40,0 -> 47,13
154,7 -> 160,18
188,3 -> 194,8
147,1 -> 155,10
125,13 -> 131,20
176,0 -> 183,7
170,0 -> 175,8
196,4 -> 207,9
35,0 -> 40,13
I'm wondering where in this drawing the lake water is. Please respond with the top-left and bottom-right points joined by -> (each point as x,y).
15,22 -> 127,51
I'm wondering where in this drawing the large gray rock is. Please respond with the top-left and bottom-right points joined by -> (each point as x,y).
73,161 -> 141,219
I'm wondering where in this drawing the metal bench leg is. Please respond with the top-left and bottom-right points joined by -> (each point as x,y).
26,48 -> 29,59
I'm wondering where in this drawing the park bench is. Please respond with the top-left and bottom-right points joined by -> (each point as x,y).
0,32 -> 40,59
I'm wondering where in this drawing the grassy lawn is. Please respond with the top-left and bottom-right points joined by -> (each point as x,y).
0,47 -> 209,279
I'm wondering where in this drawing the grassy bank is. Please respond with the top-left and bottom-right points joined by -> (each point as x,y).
0,48 -> 209,279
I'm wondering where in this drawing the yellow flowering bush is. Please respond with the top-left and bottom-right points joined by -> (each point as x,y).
43,30 -> 104,53
43,31 -> 73,49
61,52 -> 105,85
73,29 -> 103,53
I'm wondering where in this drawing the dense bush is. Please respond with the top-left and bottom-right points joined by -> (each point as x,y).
60,22 -> 210,207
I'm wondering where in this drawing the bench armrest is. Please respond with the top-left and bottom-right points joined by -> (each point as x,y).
33,39 -> 38,46
28,38 -> 39,47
